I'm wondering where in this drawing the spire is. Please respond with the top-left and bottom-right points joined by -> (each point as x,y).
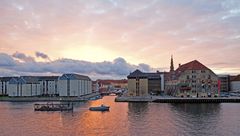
170,55 -> 174,72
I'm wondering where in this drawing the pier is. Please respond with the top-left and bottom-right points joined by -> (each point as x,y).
115,96 -> 240,103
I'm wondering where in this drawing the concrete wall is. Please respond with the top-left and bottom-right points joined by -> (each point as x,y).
231,81 -> 240,92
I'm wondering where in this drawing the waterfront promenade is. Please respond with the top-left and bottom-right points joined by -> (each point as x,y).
0,92 -> 100,102
115,96 -> 240,103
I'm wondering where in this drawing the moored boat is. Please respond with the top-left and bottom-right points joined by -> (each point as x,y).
34,103 -> 73,111
89,104 -> 110,111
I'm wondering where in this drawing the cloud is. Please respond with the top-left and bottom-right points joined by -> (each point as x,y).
0,0 -> 240,75
35,51 -> 50,60
0,53 -> 16,66
0,52 -> 154,79
12,52 -> 35,62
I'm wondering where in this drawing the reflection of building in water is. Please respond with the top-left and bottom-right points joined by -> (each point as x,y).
170,103 -> 221,115
170,103 -> 221,135
128,102 -> 149,115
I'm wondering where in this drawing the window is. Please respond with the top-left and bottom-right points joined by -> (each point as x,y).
201,70 -> 205,73
136,82 -> 140,96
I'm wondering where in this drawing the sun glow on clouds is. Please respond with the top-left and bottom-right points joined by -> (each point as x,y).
61,45 -> 117,62
1,0 -> 240,76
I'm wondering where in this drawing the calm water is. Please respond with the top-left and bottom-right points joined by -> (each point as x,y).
0,96 -> 240,136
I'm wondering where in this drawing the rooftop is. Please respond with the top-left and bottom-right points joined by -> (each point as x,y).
127,69 -> 164,79
59,73 -> 91,81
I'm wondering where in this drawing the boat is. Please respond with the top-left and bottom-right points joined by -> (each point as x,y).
34,103 -> 73,111
89,104 -> 110,111
89,95 -> 102,100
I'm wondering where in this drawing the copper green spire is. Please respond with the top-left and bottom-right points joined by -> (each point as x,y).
170,55 -> 174,72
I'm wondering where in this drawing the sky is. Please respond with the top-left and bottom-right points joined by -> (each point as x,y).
0,0 -> 240,79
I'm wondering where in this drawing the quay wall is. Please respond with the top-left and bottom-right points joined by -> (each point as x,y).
115,96 -> 240,103
0,92 -> 100,102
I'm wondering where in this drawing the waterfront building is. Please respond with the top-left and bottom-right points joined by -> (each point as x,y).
0,77 -> 12,96
58,74 -> 92,97
165,58 -> 219,97
38,76 -> 59,96
127,70 -> 164,96
8,76 -> 41,97
230,75 -> 240,92
218,75 -> 230,92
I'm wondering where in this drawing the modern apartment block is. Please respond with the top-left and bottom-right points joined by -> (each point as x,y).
127,69 -> 164,96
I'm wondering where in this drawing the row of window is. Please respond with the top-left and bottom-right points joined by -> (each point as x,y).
186,75 -> 212,79
191,70 -> 206,73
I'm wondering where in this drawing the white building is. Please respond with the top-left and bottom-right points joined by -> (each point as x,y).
231,75 -> 240,92
0,77 -> 12,96
8,76 -> 41,97
38,76 -> 59,96
58,74 -> 92,97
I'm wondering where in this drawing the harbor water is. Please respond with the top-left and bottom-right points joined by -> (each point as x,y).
0,96 -> 240,136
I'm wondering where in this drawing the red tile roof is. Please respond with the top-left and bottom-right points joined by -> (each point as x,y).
176,60 -> 209,71
175,60 -> 215,77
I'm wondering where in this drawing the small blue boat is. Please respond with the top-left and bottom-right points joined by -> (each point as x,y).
89,104 -> 110,111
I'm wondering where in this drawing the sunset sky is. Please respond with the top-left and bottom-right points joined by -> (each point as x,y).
0,0 -> 240,79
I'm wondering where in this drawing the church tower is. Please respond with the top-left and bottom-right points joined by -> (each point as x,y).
170,55 -> 174,72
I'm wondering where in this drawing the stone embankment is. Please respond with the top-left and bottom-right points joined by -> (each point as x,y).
0,92 -> 100,102
115,96 -> 240,103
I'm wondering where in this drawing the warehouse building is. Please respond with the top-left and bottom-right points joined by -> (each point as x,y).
0,77 -> 12,96
8,76 -> 41,97
58,74 -> 92,97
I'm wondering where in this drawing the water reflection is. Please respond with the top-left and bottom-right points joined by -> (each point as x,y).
128,102 -> 149,115
1,97 -> 240,136
170,104 -> 221,136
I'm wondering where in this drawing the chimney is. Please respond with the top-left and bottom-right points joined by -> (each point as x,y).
179,63 -> 181,67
